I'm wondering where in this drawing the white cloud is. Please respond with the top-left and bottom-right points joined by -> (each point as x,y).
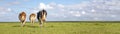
81,11 -> 86,14
0,7 -> 12,12
0,12 -> 6,15
70,11 -> 81,17
75,14 -> 81,17
39,2 -> 65,10
50,13 -> 59,17
39,3 -> 54,9
93,17 -> 99,20
91,9 -> 95,12
0,7 -> 12,17
111,15 -> 116,18
69,11 -> 74,14
7,8 -> 12,11
57,4 -> 65,8
32,10 -> 39,13
39,3 -> 46,9
0,0 -> 120,21
46,0 -> 120,21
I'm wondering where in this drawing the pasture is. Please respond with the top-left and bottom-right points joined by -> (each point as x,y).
0,21 -> 120,34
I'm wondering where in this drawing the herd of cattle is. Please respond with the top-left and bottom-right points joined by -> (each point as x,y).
19,9 -> 47,27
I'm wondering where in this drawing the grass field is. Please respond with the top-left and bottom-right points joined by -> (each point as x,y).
0,21 -> 120,34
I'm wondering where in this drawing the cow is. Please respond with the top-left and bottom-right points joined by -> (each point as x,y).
29,13 -> 36,26
37,9 -> 47,27
19,12 -> 26,27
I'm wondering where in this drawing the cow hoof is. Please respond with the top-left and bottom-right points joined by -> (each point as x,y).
21,25 -> 23,26
40,25 -> 43,27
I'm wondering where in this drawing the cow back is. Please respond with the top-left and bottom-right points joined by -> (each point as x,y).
19,12 -> 26,22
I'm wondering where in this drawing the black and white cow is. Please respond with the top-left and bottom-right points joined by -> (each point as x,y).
37,9 -> 47,27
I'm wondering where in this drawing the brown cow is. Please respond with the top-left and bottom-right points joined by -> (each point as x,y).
37,9 -> 47,27
19,12 -> 26,27
29,13 -> 36,26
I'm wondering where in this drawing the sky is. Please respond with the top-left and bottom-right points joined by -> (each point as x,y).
0,0 -> 120,22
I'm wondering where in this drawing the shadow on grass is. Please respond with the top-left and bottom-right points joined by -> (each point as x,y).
26,25 -> 39,28
12,25 -> 39,28
12,25 -> 21,27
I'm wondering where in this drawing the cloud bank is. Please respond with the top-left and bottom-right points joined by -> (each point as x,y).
0,0 -> 120,21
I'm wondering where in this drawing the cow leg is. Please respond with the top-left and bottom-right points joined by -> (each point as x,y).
43,19 -> 46,24
30,20 -> 33,26
22,20 -> 26,27
31,20 -> 34,26
21,21 -> 23,27
33,20 -> 35,25
39,19 -> 43,27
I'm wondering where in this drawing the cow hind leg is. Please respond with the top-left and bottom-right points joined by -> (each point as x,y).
39,19 -> 43,27
33,20 -> 35,25
31,20 -> 34,26
43,19 -> 46,24
21,22 -> 24,27
22,20 -> 26,27
30,20 -> 33,26
21,21 -> 23,27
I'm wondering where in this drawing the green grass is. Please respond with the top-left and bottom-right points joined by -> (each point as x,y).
0,21 -> 120,34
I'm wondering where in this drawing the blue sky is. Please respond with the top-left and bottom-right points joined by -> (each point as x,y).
0,0 -> 120,22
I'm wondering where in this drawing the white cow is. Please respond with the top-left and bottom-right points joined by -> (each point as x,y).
29,13 -> 36,26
